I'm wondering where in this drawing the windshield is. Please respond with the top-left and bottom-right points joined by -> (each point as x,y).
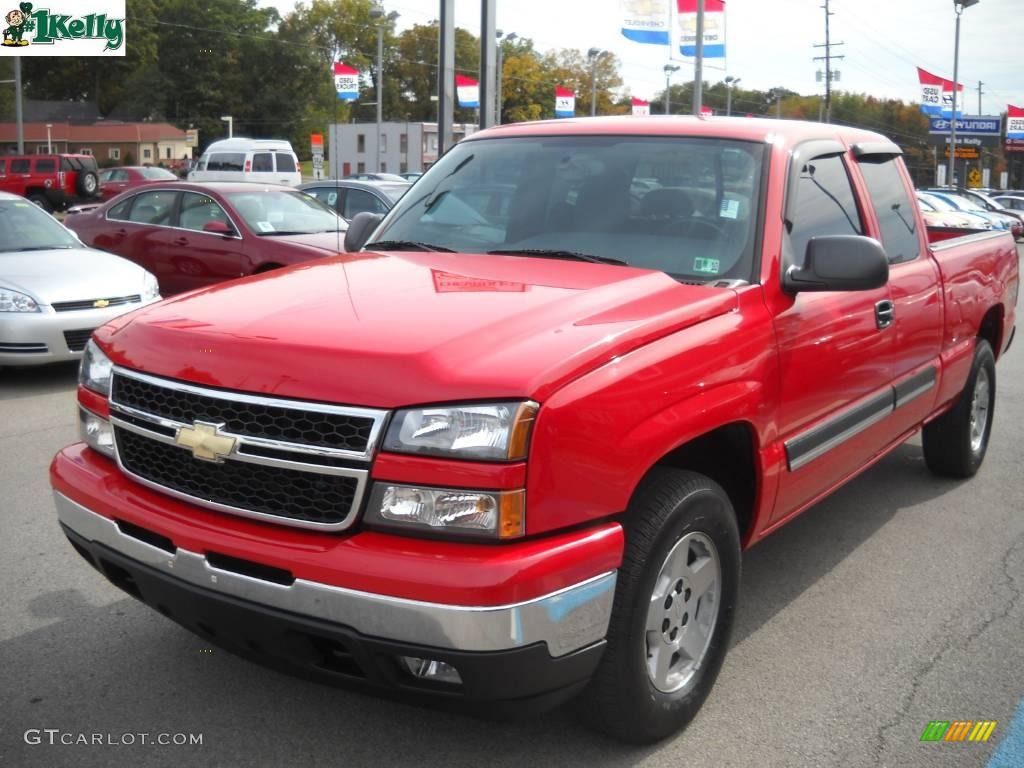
372,135 -> 765,282
0,200 -> 79,252
920,193 -> 957,213
139,167 -> 177,180
940,194 -> 985,212
225,190 -> 347,235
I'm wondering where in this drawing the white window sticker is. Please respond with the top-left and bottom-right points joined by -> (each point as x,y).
256,221 -> 275,232
719,199 -> 740,219
693,257 -> 720,274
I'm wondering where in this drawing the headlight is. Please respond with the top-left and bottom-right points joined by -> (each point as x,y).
141,271 -> 160,300
365,484 -> 525,539
383,402 -> 538,461
80,339 -> 113,396
0,287 -> 39,312
79,407 -> 114,458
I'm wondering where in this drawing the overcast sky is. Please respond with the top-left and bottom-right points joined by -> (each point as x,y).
258,0 -> 1024,114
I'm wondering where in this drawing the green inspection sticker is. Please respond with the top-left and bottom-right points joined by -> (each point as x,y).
693,257 -> 721,274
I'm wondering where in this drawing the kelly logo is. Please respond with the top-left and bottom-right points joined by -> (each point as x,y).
920,720 -> 998,743
0,1 -> 125,55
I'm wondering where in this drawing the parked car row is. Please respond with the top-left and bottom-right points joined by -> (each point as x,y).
916,186 -> 1023,242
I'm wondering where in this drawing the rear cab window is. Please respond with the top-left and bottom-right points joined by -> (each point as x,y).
856,153 -> 920,265
34,159 -> 56,174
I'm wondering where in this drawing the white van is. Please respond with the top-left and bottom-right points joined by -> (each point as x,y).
188,138 -> 302,186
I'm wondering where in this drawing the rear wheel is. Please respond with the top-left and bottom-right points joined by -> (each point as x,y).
27,193 -> 53,213
922,338 -> 996,478
577,468 -> 740,744
77,171 -> 99,198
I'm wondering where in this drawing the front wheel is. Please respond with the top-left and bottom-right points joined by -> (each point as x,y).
577,468 -> 740,744
922,338 -> 996,478
27,193 -> 53,213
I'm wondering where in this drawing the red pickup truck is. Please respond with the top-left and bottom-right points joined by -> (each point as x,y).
51,117 -> 1018,744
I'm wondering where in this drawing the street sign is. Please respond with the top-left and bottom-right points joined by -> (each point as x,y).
967,168 -> 982,188
310,134 -> 325,180
185,129 -> 199,148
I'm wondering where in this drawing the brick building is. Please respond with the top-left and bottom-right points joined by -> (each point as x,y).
0,121 -> 193,166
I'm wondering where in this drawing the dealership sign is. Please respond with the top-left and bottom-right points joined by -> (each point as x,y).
927,116 -> 1001,135
0,2 -> 125,55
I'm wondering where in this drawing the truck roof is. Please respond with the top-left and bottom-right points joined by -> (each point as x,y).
467,115 -> 891,151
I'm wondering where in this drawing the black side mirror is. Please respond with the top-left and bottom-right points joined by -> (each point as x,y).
784,235 -> 889,293
343,212 -> 384,253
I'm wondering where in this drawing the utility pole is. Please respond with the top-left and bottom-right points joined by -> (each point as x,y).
479,0 -> 496,128
588,48 -> 607,117
14,56 -> 23,153
813,0 -> 844,123
437,0 -> 455,158
975,80 -> 983,114
692,0 -> 704,116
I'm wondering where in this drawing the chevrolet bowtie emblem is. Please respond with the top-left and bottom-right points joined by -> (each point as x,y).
93,299 -> 110,308
174,422 -> 236,462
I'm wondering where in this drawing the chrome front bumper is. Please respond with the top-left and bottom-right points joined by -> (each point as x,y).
54,492 -> 617,657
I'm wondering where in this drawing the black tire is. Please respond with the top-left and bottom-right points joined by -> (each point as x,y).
27,193 -> 53,213
922,338 -> 996,478
76,170 -> 99,198
577,468 -> 740,744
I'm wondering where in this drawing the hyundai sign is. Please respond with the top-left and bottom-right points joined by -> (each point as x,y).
928,116 -> 1001,135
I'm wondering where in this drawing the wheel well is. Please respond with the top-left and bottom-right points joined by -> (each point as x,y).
653,422 -> 757,543
254,263 -> 283,274
978,305 -> 1004,359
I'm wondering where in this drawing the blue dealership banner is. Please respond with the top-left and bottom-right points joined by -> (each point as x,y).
928,116 -> 1001,135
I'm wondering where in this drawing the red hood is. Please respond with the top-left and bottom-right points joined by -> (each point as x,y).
97,252 -> 739,407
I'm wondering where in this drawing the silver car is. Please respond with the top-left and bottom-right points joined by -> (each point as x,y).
0,193 -> 161,367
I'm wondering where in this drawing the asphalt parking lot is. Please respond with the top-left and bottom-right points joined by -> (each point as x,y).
1,277 -> 1022,768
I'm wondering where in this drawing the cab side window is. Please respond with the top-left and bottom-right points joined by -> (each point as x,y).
108,196 -> 133,221
206,153 -> 245,172
786,154 -> 863,264
10,159 -> 29,173
178,192 -> 232,232
344,189 -> 387,218
858,156 -> 920,264
34,159 -> 56,173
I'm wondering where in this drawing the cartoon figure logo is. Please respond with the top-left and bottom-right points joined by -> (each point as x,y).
2,2 -> 34,47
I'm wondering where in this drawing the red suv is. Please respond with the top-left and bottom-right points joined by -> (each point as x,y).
0,153 -> 101,212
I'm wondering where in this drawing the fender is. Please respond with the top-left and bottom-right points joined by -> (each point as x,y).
526,289 -> 779,536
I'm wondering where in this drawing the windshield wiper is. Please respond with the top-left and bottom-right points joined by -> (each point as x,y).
487,248 -> 628,266
366,240 -> 455,252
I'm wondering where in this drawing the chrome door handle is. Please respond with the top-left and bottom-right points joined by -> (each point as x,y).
875,300 -> 895,330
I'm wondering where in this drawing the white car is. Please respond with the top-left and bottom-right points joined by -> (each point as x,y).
187,138 -> 302,187
0,193 -> 161,367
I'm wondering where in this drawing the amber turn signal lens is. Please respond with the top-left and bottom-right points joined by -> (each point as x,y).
507,402 -> 539,461
499,489 -> 526,539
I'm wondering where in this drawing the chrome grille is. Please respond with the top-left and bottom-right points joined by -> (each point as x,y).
52,295 -> 141,312
108,367 -> 388,531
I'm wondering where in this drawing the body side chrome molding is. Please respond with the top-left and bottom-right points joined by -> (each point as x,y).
55,493 -> 616,657
785,365 -> 937,471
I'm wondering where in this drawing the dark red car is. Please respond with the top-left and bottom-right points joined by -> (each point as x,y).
98,166 -> 179,200
64,182 -> 348,295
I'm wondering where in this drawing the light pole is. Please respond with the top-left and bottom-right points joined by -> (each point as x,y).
496,30 -> 516,125
220,115 -> 233,138
724,76 -> 740,116
46,123 -> 52,152
369,3 -> 399,173
587,48 -> 607,117
664,64 -> 680,115
947,0 -> 978,188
